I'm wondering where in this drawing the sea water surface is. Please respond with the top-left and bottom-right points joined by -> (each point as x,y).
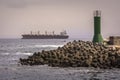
0,39 -> 120,80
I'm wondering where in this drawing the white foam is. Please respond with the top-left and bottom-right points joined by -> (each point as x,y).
1,53 -> 10,55
0,52 -> 33,56
16,52 -> 33,56
34,45 -> 63,48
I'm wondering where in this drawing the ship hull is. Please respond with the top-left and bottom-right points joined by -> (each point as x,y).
22,35 -> 69,39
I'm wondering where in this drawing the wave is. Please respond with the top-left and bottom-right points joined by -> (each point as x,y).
34,45 -> 63,48
0,52 -> 33,56
15,52 -> 33,55
0,53 -> 10,55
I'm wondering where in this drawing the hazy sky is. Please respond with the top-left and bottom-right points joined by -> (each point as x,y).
0,0 -> 120,39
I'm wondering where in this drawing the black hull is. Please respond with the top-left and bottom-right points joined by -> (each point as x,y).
22,35 -> 69,39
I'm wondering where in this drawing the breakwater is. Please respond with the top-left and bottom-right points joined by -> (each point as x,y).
19,40 -> 120,69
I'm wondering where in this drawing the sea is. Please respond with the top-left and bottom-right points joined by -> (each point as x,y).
0,38 -> 120,80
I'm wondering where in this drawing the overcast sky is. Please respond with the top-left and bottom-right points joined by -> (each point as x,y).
0,0 -> 120,39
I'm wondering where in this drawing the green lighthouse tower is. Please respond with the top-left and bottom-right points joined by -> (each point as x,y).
93,10 -> 103,43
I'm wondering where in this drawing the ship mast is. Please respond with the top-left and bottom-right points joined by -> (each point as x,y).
38,31 -> 40,35
45,31 -> 47,35
52,31 -> 55,35
30,31 -> 32,35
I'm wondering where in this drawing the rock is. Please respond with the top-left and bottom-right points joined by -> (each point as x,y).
19,40 -> 120,69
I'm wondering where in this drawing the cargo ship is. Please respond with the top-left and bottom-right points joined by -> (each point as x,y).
22,31 -> 69,39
